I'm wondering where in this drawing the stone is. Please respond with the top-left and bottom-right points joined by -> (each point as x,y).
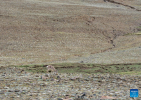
1,67 -> 141,99
57,98 -> 63,100
70,78 -> 76,81
84,78 -> 89,81
2,74 -> 6,76
63,98 -> 73,100
0,91 -> 4,94
15,89 -> 20,92
4,87 -> 9,89
35,75 -> 39,77
8,90 -> 14,92
64,94 -> 70,99
100,96 -> 116,99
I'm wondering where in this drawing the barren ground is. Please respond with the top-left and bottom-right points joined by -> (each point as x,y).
0,65 -> 141,99
0,0 -> 141,66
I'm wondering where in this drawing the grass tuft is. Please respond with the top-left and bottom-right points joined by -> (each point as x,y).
13,63 -> 141,75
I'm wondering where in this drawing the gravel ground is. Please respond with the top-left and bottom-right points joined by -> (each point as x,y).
0,67 -> 141,100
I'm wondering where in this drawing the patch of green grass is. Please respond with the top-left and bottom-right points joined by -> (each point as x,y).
57,67 -> 79,73
15,64 -> 46,73
125,26 -> 141,35
124,26 -> 141,36
124,32 -> 141,36
137,26 -> 141,31
14,63 -> 141,75
17,65 -> 30,68
134,32 -> 141,35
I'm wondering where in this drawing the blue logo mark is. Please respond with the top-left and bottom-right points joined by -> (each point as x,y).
130,89 -> 139,98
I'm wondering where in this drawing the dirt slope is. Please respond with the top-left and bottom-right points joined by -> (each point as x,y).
0,0 -> 141,66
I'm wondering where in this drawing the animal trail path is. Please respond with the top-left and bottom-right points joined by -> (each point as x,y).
25,0 -> 126,9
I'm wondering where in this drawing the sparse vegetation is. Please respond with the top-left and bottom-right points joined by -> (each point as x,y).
15,63 -> 141,75
124,31 -> 141,35
134,32 -> 141,35
1,0 -> 141,99
0,0 -> 141,66
137,26 -> 141,31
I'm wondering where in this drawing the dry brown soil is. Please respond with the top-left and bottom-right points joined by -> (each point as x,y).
0,0 -> 141,66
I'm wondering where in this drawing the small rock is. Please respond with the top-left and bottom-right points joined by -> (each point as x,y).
84,78 -> 89,81
70,78 -> 76,81
63,98 -> 73,100
57,98 -> 63,100
100,96 -> 116,99
4,87 -> 9,89
50,78 -> 54,81
81,92 -> 87,98
2,74 -> 5,76
64,94 -> 70,99
15,89 -> 20,92
0,91 -> 4,94
8,90 -> 14,92
35,75 -> 39,77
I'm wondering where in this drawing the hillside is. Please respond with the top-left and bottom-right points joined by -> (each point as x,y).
0,0 -> 141,66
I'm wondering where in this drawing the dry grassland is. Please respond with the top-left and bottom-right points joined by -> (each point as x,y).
0,0 -> 141,66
